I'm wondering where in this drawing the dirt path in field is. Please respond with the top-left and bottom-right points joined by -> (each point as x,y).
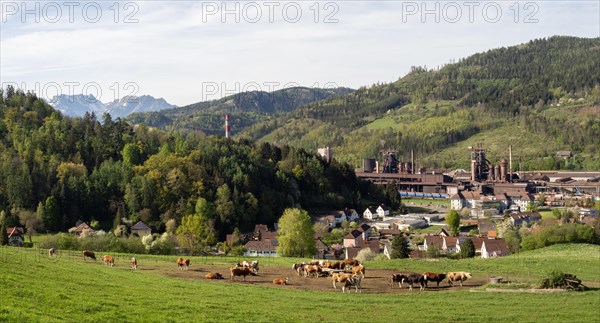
160,264 -> 486,294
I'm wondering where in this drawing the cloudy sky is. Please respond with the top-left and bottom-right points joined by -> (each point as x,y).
1,1 -> 598,106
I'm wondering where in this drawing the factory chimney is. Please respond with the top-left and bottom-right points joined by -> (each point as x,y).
225,114 -> 230,139
509,145 -> 513,182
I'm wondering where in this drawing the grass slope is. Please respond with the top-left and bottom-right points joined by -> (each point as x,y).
0,244 -> 599,322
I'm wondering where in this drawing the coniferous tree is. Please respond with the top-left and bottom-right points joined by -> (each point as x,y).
391,233 -> 410,259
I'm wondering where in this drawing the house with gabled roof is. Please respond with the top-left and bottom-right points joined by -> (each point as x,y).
342,209 -> 360,222
6,227 -> 24,246
442,236 -> 459,254
510,212 -> 542,226
69,222 -> 94,237
481,239 -> 510,258
244,239 -> 278,257
377,205 -> 391,219
450,193 -> 464,210
131,221 -> 152,237
423,235 -> 443,251
343,229 -> 363,248
363,206 -> 378,220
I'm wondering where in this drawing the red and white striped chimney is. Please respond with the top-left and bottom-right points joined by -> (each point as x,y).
225,114 -> 230,139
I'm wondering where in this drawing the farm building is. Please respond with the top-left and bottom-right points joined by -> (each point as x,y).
131,221 -> 152,237
69,222 -> 94,237
244,239 -> 278,257
6,227 -> 24,246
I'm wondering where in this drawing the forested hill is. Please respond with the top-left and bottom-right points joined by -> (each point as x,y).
240,36 -> 600,171
0,88 -> 380,238
127,87 -> 353,135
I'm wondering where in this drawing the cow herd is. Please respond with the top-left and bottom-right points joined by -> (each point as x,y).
65,249 -> 473,293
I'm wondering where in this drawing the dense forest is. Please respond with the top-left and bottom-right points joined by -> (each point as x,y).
237,36 -> 600,170
127,87 -> 353,135
0,88 -> 383,239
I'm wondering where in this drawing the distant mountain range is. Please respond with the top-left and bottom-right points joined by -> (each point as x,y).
127,87 -> 354,135
49,94 -> 177,118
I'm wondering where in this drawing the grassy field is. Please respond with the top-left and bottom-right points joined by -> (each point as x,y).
0,244 -> 599,322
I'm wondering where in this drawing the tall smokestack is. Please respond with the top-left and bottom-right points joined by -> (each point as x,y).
509,145 -> 513,182
411,149 -> 414,174
225,114 -> 230,139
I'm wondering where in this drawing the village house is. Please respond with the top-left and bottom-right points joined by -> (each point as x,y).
481,239 -> 510,258
131,221 -> 152,237
6,227 -> 24,246
243,224 -> 279,257
244,239 -> 278,257
363,206 -> 378,220
376,205 -> 391,219
450,193 -> 464,210
340,208 -> 360,222
69,222 -> 94,237
510,212 -> 542,226
343,229 -> 363,248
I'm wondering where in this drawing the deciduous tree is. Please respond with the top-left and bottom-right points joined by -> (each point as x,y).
276,208 -> 316,257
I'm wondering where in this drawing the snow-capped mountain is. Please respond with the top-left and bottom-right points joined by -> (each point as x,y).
104,95 -> 177,118
49,94 -> 105,117
49,94 -> 176,118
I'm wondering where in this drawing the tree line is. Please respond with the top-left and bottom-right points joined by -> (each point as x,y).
0,87 -> 384,242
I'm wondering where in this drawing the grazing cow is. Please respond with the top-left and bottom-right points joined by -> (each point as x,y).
342,275 -> 362,293
403,273 -> 426,291
82,250 -> 96,261
390,273 -> 407,288
102,255 -> 115,267
273,277 -> 289,285
446,272 -> 472,287
331,273 -> 354,289
230,267 -> 257,281
48,248 -> 56,257
304,264 -> 323,278
423,272 -> 446,288
352,265 -> 366,278
130,257 -> 137,270
177,258 -> 190,270
205,272 -> 224,279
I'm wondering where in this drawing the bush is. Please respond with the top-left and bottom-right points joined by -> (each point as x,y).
356,248 -> 377,262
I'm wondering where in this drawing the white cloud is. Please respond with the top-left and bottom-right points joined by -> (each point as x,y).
1,1 -> 598,106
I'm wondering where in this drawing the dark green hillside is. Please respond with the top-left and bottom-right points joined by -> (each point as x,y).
128,87 -> 353,135
0,88 -> 374,239
241,36 -> 600,170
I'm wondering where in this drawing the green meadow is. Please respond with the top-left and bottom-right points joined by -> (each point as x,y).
0,244 -> 599,322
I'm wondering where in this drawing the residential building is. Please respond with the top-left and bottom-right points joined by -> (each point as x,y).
363,206 -> 378,220
6,227 -> 24,246
131,221 -> 152,237
481,239 -> 510,258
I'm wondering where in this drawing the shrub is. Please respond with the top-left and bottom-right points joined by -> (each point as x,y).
356,248 -> 377,262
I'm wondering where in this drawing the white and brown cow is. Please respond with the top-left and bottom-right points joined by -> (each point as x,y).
446,272 -> 472,287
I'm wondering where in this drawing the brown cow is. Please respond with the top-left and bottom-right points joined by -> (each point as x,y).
130,257 -> 138,270
205,272 -> 224,279
82,250 -> 96,261
273,277 -> 289,285
446,272 -> 472,287
423,272 -> 446,288
344,258 -> 360,267
331,273 -> 353,289
177,258 -> 190,270
304,264 -> 322,278
352,264 -> 366,278
102,255 -> 115,267
230,267 -> 257,281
